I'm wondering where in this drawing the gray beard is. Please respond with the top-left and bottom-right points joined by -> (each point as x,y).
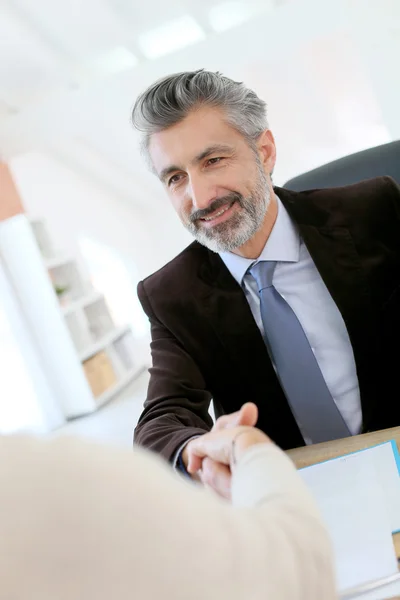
185,171 -> 270,253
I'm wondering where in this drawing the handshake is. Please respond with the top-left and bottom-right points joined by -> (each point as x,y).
182,402 -> 271,499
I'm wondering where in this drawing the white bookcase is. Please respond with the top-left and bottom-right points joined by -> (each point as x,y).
26,217 -> 143,417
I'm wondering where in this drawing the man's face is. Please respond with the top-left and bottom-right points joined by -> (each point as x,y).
149,106 -> 273,253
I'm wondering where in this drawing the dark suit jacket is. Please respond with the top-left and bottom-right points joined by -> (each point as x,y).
134,177 -> 400,462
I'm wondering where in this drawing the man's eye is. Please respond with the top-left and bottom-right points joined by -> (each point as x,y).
168,174 -> 182,186
207,157 -> 223,165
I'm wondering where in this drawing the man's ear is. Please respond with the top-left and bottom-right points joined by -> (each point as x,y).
256,129 -> 276,176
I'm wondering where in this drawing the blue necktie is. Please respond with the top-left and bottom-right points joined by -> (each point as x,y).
250,261 -> 350,443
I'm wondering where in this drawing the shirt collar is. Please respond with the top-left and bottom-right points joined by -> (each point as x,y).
219,194 -> 300,286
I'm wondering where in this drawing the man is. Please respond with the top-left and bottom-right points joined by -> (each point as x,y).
131,69 -> 400,496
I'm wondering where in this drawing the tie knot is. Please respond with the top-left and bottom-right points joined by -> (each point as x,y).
250,261 -> 276,292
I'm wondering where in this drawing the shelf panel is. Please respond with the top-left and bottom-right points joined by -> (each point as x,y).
96,365 -> 144,408
44,256 -> 75,270
79,324 -> 130,362
62,290 -> 103,316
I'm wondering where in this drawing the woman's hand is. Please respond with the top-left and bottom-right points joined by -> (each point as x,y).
186,426 -> 271,476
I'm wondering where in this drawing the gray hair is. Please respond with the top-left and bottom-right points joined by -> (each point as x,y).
131,69 -> 268,167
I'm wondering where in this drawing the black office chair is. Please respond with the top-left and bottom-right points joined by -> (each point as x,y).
284,140 -> 400,191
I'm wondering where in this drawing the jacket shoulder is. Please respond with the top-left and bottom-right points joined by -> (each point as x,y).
317,176 -> 399,224
140,241 -> 209,300
279,176 -> 400,227
305,175 -> 397,200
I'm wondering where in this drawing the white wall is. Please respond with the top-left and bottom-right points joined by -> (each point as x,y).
9,151 -> 159,276
8,151 -> 172,360
9,149 -> 197,274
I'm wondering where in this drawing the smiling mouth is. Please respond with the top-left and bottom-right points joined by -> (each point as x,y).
199,200 -> 236,223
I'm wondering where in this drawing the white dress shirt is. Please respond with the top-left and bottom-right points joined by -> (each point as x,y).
220,195 -> 362,440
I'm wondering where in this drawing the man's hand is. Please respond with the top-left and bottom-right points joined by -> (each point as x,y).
187,426 -> 270,473
212,402 -> 258,432
182,403 -> 259,499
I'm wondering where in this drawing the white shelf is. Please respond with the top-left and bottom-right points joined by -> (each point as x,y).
44,256 -> 74,270
79,324 -> 130,362
62,290 -> 103,316
96,365 -> 144,408
26,214 -> 140,420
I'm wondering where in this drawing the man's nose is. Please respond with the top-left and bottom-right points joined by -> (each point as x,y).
187,176 -> 215,211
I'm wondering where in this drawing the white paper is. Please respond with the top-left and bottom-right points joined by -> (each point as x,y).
300,449 -> 399,592
363,442 -> 400,534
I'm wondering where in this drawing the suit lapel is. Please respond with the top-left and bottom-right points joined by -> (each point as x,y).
195,248 -> 269,372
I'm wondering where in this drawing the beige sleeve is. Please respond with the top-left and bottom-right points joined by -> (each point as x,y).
0,435 -> 336,600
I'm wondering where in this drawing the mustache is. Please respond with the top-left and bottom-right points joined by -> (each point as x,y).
189,192 -> 243,223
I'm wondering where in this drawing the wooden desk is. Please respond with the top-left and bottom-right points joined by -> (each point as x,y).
287,427 -> 400,599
